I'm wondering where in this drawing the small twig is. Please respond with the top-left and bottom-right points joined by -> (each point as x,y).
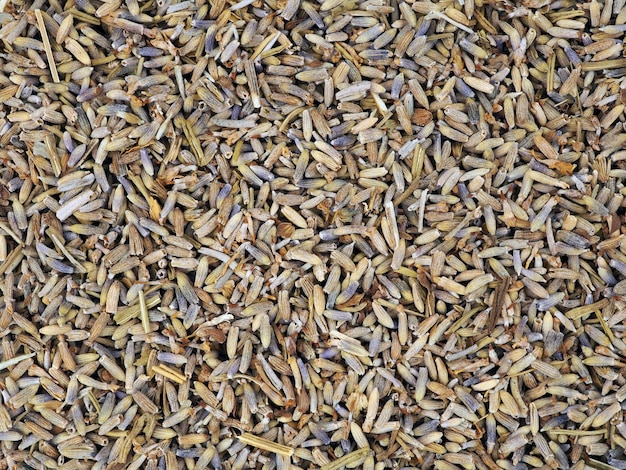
425,10 -> 475,34
35,9 -> 60,83
487,276 -> 511,332
237,433 -> 294,457
138,288 -> 150,334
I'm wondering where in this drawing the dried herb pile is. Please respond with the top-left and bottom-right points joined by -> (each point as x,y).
1,0 -> 626,468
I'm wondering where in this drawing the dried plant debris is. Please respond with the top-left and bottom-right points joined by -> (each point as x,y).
1,0 -> 626,468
